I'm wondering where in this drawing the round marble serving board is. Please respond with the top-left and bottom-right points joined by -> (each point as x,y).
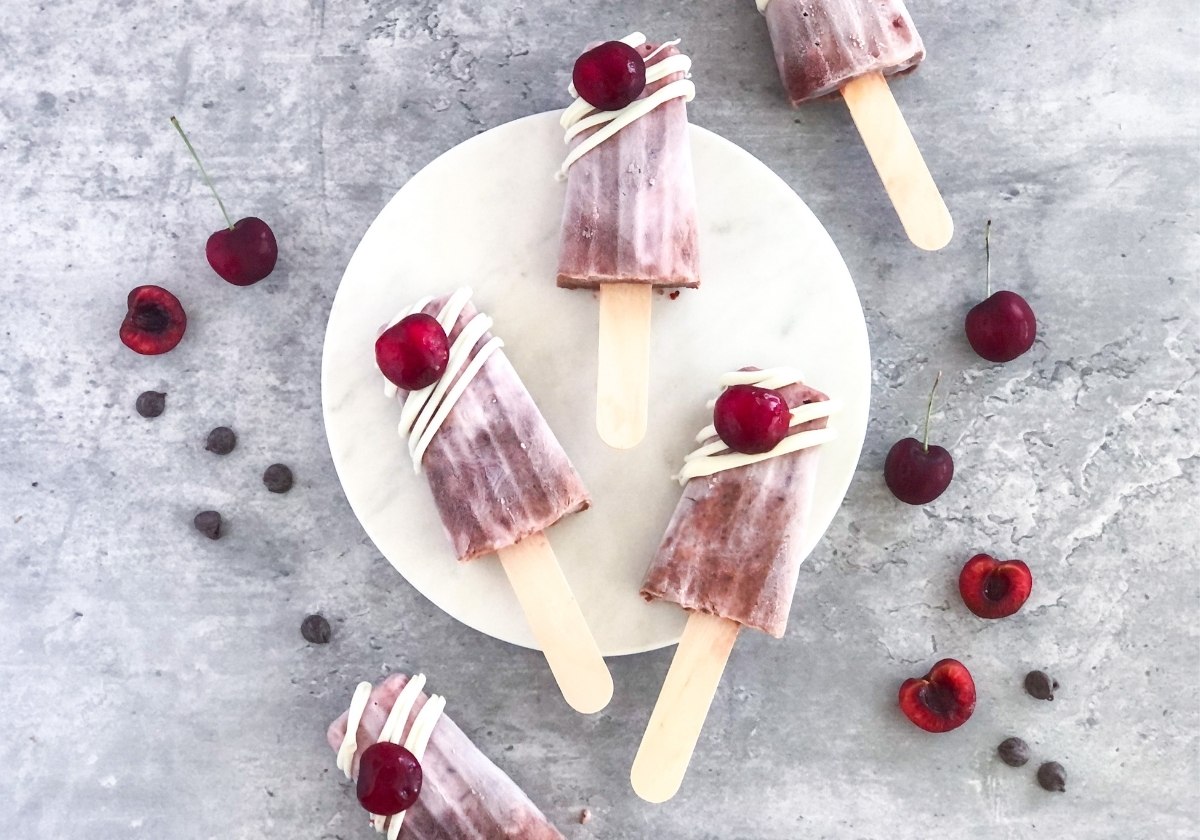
322,111 -> 870,656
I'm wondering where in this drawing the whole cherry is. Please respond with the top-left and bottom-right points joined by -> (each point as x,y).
120,285 -> 187,355
171,116 -> 278,286
958,553 -> 1033,619
356,741 -> 423,816
898,658 -> 977,733
713,384 -> 791,455
375,313 -> 450,391
572,40 -> 647,111
965,221 -> 1036,363
884,372 -> 954,505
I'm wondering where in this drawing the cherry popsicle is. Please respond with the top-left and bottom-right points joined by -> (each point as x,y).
757,0 -> 952,250
330,674 -> 566,839
557,33 -> 700,449
631,367 -> 839,801
377,289 -> 612,714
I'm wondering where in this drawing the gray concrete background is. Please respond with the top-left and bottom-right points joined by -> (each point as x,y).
1,1 -> 1197,837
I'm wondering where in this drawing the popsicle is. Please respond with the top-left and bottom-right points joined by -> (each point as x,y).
630,367 -> 839,802
328,673 -> 565,840
756,0 -> 952,250
556,32 -> 699,449
375,289 -> 612,714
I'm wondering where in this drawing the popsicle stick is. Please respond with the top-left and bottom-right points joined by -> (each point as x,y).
840,71 -> 953,251
630,611 -> 741,803
596,283 -> 652,449
497,532 -> 614,714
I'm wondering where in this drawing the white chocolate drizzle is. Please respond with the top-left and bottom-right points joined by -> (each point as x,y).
336,675 -> 447,839
379,288 -> 504,472
676,367 -> 840,484
335,681 -> 374,777
557,32 -> 695,178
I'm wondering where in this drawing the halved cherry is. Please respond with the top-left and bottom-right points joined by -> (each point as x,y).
958,554 -> 1033,619
898,658 -> 976,733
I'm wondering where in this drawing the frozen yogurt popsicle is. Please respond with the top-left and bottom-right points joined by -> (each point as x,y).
328,673 -> 565,840
556,32 -> 699,449
630,367 -> 839,802
755,0 -> 952,250
556,34 -> 699,290
640,373 -> 834,637
382,289 -> 589,562
761,0 -> 924,105
376,289 -> 612,714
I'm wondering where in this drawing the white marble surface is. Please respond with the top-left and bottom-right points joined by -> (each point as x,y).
322,112 -> 869,655
0,1 -> 1197,838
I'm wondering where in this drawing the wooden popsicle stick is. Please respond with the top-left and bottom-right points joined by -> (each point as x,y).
840,71 -> 953,252
497,532 -> 614,714
630,611 -> 741,803
596,283 -> 652,449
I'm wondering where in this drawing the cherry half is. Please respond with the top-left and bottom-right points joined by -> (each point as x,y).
713,384 -> 791,455
958,553 -> 1033,619
375,313 -> 450,391
898,658 -> 977,733
120,285 -> 187,355
965,221 -> 1036,363
573,41 -> 646,111
171,116 -> 278,286
356,741 -> 423,816
884,372 -> 954,505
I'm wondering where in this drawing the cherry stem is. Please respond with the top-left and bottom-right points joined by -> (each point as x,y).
922,371 -> 942,452
170,116 -> 234,231
985,219 -> 992,298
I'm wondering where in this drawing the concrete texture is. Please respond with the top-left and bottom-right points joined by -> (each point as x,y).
1,1 -> 1196,837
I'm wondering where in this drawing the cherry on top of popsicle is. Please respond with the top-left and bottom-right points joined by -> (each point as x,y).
356,741 -> 423,816
713,384 -> 791,455
572,40 -> 647,111
375,313 -> 450,391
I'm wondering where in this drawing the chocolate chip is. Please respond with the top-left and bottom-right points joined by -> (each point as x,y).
1037,761 -> 1067,792
1025,670 -> 1058,701
194,510 -> 222,540
136,390 -> 166,418
263,463 -> 293,493
205,426 -> 237,455
998,737 -> 1031,767
300,614 -> 331,644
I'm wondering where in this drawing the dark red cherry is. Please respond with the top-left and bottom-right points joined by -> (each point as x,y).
120,285 -> 187,355
375,314 -> 450,391
205,217 -> 278,286
885,438 -> 954,505
356,742 -> 422,816
572,41 -> 646,111
965,221 -> 1036,363
713,384 -> 791,455
172,116 -> 278,286
884,373 -> 953,505
966,291 -> 1037,363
